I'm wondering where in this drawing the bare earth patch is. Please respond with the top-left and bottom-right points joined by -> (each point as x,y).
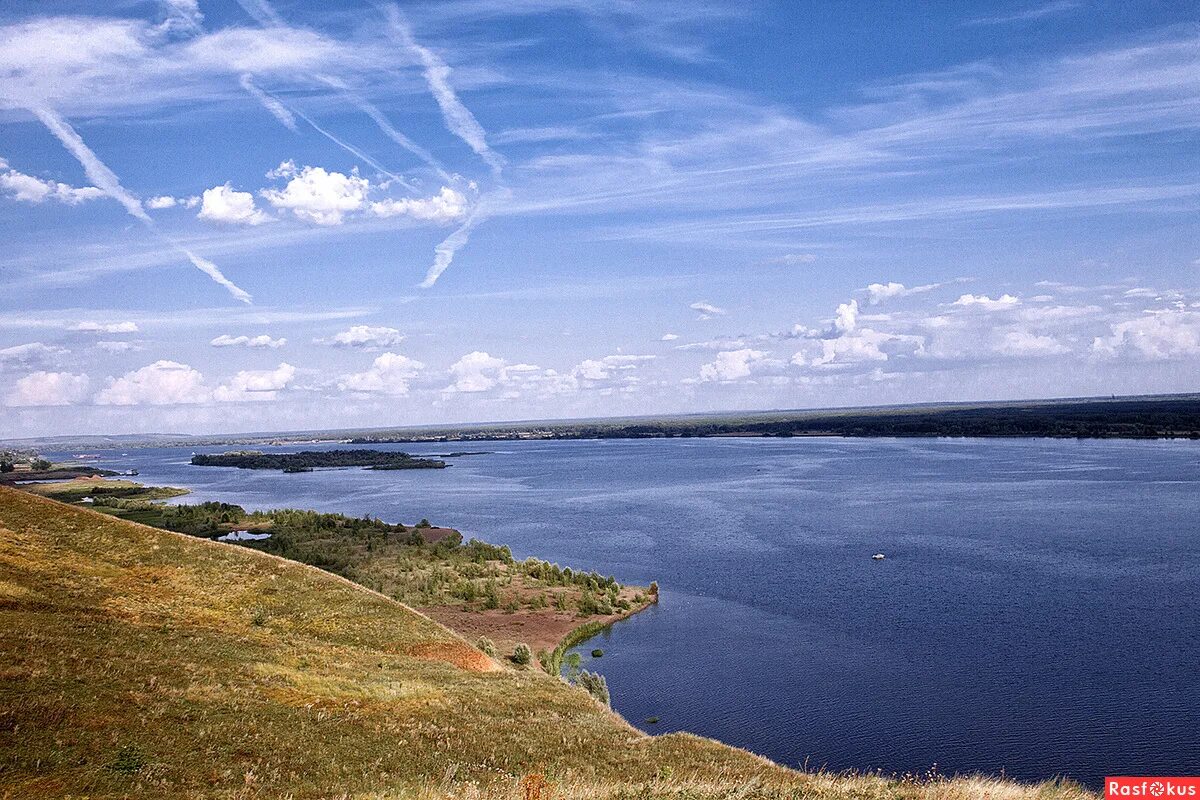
420,604 -> 647,654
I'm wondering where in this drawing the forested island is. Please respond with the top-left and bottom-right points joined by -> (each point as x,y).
190,449 -> 447,471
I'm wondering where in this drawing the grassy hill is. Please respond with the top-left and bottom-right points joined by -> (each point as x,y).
0,486 -> 1095,799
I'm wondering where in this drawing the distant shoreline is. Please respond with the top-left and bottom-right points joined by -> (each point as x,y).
9,393 -> 1200,451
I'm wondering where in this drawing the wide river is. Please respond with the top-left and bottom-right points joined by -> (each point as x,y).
53,437 -> 1200,788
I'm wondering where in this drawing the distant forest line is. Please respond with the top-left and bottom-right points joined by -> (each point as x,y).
348,396 -> 1200,443
8,394 -> 1200,451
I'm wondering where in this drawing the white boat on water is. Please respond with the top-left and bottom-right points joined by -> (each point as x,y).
872,553 -> 885,560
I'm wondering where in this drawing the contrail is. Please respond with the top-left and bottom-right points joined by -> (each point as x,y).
239,74 -> 297,131
239,75 -> 413,185
381,3 -> 505,179
230,0 -> 447,179
231,0 -> 489,287
233,0 -> 284,26
287,104 -> 416,189
312,74 -> 451,180
32,106 -> 252,303
32,107 -> 151,223
420,200 -> 495,288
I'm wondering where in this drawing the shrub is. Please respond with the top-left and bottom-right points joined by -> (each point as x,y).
563,651 -> 582,682
578,670 -> 610,706
476,636 -> 496,657
108,744 -> 147,775
512,643 -> 533,667
591,649 -> 604,658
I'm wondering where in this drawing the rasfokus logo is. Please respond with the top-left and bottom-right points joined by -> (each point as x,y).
1107,778 -> 1200,798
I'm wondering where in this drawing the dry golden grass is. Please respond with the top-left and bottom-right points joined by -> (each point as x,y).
0,487 -> 1096,800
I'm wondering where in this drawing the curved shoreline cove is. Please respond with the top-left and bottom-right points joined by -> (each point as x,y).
50,436 -> 1200,789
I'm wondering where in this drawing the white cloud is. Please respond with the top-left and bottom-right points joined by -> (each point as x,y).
94,340 -> 143,354
1092,311 -> 1200,360
995,330 -> 1070,357
446,351 -> 509,392
0,157 -> 104,205
212,363 -> 296,402
864,281 -> 940,305
0,342 -> 67,366
764,253 -> 817,266
146,195 -> 178,209
573,354 -> 655,381
339,352 -> 425,395
381,5 -> 505,177
211,334 -> 287,349
690,301 -> 726,319
4,371 -> 89,407
317,325 -> 405,349
94,360 -> 209,405
806,328 -> 924,367
198,183 -> 271,226
834,299 -> 859,333
260,162 -> 368,226
159,0 -> 203,35
700,348 -> 768,381
660,333 -> 680,341
370,186 -> 469,223
73,321 -> 139,334
952,293 -> 1020,310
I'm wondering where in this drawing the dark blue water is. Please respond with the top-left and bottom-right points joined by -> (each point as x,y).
52,438 -> 1200,787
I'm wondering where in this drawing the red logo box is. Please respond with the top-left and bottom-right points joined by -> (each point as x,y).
1107,778 -> 1200,798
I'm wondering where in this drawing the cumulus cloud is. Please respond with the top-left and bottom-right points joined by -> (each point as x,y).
952,293 -> 1020,310
0,157 -> 104,205
211,334 -> 287,349
339,352 -> 425,395
700,349 -> 769,381
371,186 -> 469,223
198,182 -> 271,225
212,363 -> 296,402
0,342 -> 67,366
1092,311 -> 1200,360
864,281 -> 940,305
94,360 -> 209,405
446,351 -> 509,392
260,161 -> 368,226
573,354 -> 655,381
995,330 -> 1070,357
73,321 -> 139,334
660,333 -> 680,341
316,325 -> 405,349
146,195 -> 178,209
690,301 -> 726,320
94,340 -> 143,353
4,371 -> 89,407
803,328 -> 924,368
833,299 -> 859,333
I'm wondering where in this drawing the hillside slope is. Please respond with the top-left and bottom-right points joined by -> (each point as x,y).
0,487 -> 1094,799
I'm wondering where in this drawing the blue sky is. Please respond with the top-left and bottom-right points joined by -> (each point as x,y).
1,0 -> 1198,437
